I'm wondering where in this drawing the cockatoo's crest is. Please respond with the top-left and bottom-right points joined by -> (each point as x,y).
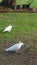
19,41 -> 24,45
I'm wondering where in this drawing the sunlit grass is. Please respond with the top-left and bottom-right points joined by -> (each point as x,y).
0,13 -> 37,42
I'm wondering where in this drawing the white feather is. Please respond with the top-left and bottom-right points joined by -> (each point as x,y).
3,25 -> 12,32
5,41 -> 24,52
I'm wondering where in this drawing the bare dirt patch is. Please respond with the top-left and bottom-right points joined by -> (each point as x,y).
0,40 -> 37,65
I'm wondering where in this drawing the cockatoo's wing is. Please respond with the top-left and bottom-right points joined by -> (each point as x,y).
5,44 -> 20,51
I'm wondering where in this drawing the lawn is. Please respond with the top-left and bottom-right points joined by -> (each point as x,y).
31,0 -> 37,8
16,0 -> 37,8
0,13 -> 37,65
0,0 -> 2,2
16,0 -> 32,5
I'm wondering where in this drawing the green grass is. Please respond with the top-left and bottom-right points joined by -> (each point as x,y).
0,0 -> 37,63
16,0 -> 37,8
31,0 -> 37,8
0,13 -> 37,44
0,13 -> 37,65
16,0 -> 32,5
0,0 -> 2,2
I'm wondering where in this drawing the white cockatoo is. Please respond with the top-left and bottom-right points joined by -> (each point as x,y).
5,41 -> 24,52
3,25 -> 12,32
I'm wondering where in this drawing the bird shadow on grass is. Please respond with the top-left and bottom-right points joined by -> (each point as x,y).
1,50 -> 21,56
0,30 -> 8,34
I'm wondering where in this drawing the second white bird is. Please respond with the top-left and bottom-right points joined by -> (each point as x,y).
5,41 -> 24,52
